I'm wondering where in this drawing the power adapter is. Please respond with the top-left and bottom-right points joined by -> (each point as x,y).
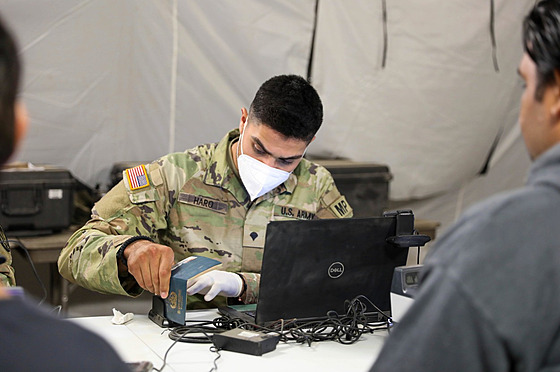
212,328 -> 280,356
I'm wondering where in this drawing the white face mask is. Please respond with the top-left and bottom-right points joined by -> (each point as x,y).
237,122 -> 292,201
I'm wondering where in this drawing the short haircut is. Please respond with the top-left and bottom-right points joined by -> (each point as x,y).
0,14 -> 20,165
523,0 -> 560,101
249,75 -> 323,143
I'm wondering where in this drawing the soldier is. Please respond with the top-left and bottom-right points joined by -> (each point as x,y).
58,75 -> 353,309
0,228 -> 13,286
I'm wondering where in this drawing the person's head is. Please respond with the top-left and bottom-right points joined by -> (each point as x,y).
233,75 -> 322,200
519,0 -> 560,160
523,0 -> 560,101
248,74 -> 323,143
235,75 -> 322,173
0,14 -> 26,166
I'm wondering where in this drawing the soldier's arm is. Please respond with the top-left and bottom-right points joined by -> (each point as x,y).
0,233 -> 15,286
237,272 -> 259,304
122,239 -> 174,298
315,171 -> 353,219
58,164 -> 171,297
0,260 -> 15,287
58,215 -> 144,296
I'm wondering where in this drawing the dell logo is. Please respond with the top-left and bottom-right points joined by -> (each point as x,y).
328,262 -> 345,279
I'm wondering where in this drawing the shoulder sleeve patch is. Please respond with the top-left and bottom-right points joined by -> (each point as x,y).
121,164 -> 159,204
125,165 -> 150,191
94,182 -> 131,218
149,165 -> 164,187
329,195 -> 352,218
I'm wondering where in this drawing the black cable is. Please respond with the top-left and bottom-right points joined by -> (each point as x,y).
351,294 -> 391,321
212,316 -> 247,330
169,324 -> 223,344
208,346 -> 222,372
155,296 -> 390,371
216,295 -> 390,347
414,228 -> 421,265
152,330 -> 183,372
155,297 -> 388,371
6,239 -> 48,305
154,323 -> 220,372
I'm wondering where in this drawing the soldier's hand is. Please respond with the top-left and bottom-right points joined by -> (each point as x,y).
123,240 -> 174,298
186,271 -> 244,301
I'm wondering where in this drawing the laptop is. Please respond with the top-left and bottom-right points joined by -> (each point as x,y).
220,214 -> 412,325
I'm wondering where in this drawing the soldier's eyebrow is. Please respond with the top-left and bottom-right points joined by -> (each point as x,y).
252,137 -> 304,161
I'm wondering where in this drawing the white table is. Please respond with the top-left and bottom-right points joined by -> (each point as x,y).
70,309 -> 387,372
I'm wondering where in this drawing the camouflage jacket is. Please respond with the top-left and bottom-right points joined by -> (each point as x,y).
0,226 -> 15,286
58,129 -> 352,308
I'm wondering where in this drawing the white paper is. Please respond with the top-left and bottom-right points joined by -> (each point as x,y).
111,308 -> 134,325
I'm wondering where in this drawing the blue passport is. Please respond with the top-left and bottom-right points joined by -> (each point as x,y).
165,255 -> 222,325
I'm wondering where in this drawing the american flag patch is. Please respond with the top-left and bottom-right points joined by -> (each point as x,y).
126,164 -> 150,190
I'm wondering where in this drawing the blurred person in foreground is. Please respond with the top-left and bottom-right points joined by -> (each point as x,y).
0,14 -> 129,372
372,1 -> 560,371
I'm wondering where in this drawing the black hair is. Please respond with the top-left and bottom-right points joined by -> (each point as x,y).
523,0 -> 560,101
0,14 -> 20,165
248,75 -> 323,142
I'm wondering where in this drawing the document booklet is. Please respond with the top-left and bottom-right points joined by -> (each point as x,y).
165,255 -> 222,325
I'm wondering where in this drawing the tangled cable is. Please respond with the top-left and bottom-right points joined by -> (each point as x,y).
215,295 -> 391,346
155,295 -> 390,372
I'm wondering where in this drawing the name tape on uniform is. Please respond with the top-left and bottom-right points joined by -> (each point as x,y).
274,206 -> 317,220
178,193 -> 228,214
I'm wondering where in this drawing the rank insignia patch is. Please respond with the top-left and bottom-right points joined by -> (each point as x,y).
126,164 -> 150,190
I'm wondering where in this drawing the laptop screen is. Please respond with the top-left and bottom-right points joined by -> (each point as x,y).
255,216 -> 410,325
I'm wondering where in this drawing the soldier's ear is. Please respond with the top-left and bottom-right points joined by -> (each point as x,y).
239,108 -> 248,132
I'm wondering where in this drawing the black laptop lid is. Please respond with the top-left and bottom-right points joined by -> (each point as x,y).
255,217 -> 409,324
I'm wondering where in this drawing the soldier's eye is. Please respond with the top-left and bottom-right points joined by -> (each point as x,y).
279,158 -> 294,166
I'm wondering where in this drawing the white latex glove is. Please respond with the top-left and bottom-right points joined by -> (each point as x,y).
186,271 -> 243,301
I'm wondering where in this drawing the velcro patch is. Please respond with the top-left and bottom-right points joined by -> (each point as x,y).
274,206 -> 317,220
125,165 -> 150,191
329,195 -> 351,218
178,193 -> 228,214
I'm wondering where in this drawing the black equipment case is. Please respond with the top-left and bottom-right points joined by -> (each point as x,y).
0,164 -> 75,233
312,159 -> 392,217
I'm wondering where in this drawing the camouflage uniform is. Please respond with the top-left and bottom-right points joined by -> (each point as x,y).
0,226 -> 15,286
58,129 -> 352,308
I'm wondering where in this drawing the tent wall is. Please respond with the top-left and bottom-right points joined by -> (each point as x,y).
1,0 -> 534,235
